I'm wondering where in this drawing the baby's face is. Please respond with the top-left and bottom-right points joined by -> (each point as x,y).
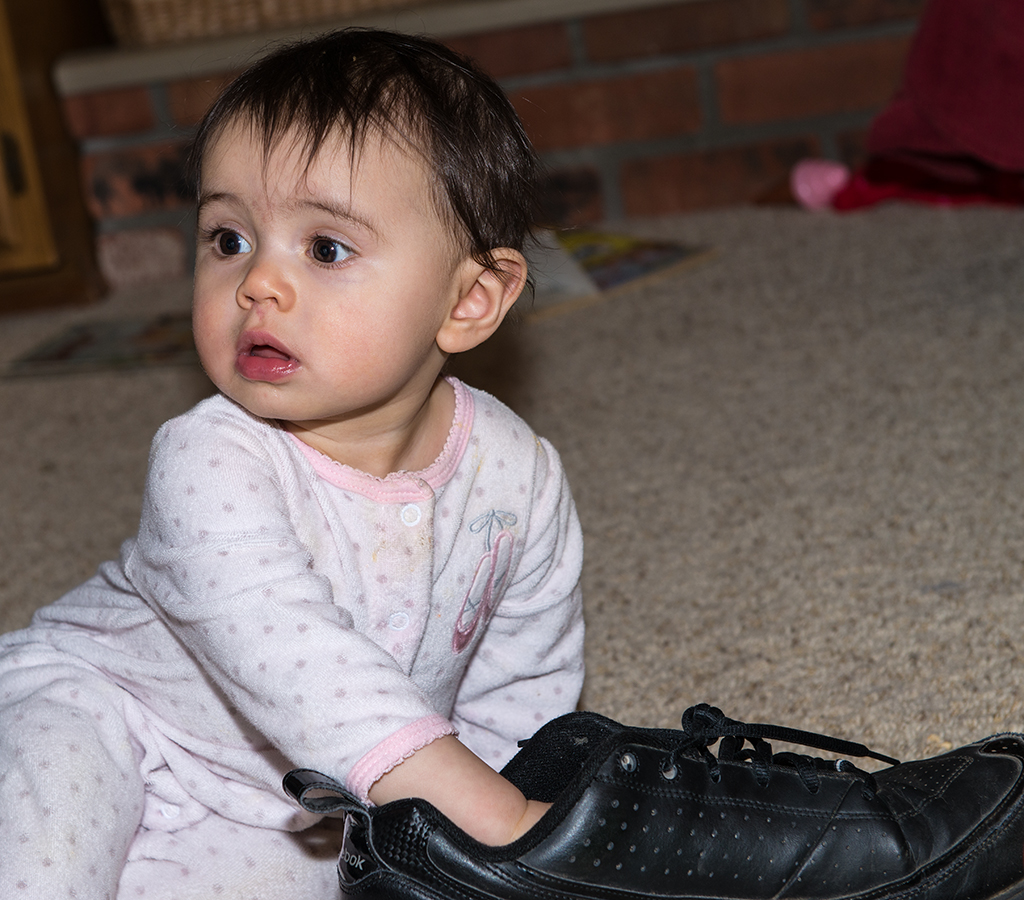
192,121 -> 465,441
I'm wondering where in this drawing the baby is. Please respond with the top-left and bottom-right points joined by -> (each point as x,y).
0,29 -> 584,899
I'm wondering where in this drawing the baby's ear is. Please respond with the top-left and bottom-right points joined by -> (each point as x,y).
436,249 -> 527,355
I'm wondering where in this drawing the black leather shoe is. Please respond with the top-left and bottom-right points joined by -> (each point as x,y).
284,703 -> 1024,900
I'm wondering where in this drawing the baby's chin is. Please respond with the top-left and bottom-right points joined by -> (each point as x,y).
213,376 -> 299,423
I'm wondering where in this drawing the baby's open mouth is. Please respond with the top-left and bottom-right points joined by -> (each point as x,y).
236,334 -> 299,381
248,344 -> 291,361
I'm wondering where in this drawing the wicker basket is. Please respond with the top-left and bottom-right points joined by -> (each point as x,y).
101,0 -> 439,47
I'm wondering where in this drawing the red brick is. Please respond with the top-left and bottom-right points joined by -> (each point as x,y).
62,87 -> 155,139
621,137 -> 820,214
445,23 -> 573,79
167,71 -> 240,127
511,67 -> 701,153
715,36 -> 911,125
807,0 -> 926,30
82,141 -> 192,220
584,0 -> 790,64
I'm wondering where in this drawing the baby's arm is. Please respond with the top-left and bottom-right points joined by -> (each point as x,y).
368,734 -> 550,845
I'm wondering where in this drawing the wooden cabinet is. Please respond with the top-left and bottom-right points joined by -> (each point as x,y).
0,0 -> 59,277
0,0 -> 111,312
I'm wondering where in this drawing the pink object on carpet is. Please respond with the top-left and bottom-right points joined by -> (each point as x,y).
791,159 -> 851,210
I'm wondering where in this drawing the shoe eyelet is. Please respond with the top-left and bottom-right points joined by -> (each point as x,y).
661,763 -> 678,781
619,752 -> 638,773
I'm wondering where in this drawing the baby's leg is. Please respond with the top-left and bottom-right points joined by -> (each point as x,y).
0,646 -> 146,900
118,813 -> 343,900
0,644 -> 342,898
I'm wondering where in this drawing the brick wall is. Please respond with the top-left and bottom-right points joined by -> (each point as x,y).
59,0 -> 925,289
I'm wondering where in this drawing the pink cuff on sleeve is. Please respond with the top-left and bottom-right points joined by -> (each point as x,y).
347,715 -> 458,803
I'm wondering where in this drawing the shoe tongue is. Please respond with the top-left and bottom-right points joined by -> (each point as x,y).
501,712 -> 628,802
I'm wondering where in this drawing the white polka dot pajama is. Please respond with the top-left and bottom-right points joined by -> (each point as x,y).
0,380 -> 585,896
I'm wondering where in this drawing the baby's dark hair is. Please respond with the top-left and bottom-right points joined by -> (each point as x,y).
187,28 -> 541,277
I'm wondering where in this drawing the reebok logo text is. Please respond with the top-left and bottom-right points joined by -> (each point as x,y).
343,849 -> 366,871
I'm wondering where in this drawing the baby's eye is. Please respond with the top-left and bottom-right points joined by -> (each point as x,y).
311,237 -> 352,265
216,231 -> 252,256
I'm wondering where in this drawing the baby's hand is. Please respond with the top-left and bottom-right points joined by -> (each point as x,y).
368,735 -> 549,846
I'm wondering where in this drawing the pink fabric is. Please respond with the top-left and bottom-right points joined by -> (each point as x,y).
348,714 -> 458,802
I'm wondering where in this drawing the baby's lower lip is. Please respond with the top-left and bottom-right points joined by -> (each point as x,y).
236,347 -> 300,382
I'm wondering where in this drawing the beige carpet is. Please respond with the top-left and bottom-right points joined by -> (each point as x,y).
4,204 -> 1024,766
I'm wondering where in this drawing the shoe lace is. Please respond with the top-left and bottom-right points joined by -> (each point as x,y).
670,704 -> 900,797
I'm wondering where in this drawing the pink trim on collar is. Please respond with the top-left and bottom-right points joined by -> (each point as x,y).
287,377 -> 474,502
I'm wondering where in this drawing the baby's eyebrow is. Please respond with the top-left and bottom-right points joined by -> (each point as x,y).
296,198 -> 380,239
197,191 -> 237,215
